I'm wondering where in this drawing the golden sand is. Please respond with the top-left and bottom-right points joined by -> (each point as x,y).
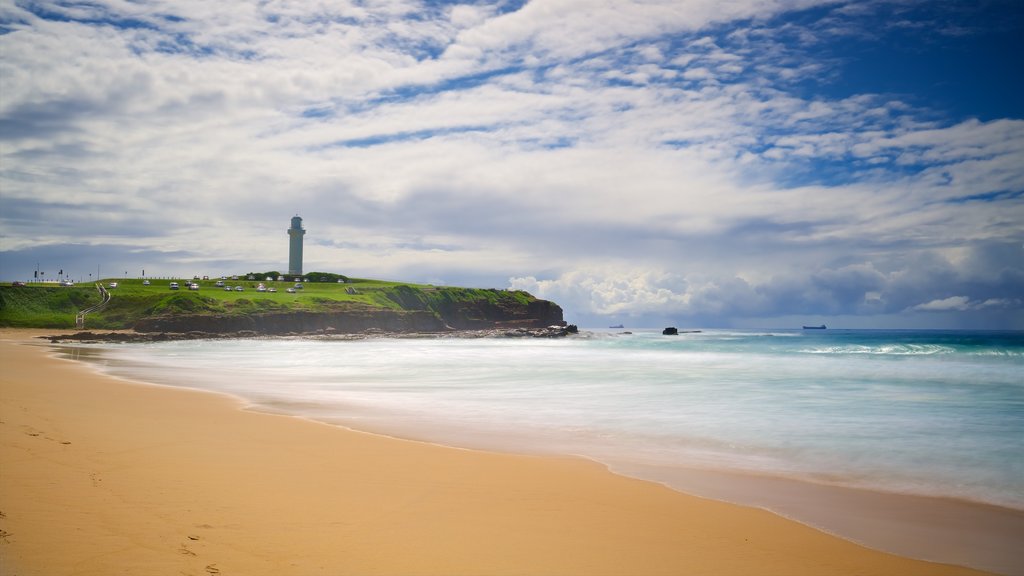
0,330 -> 991,575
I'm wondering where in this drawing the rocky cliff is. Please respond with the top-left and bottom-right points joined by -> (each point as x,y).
132,298 -> 565,335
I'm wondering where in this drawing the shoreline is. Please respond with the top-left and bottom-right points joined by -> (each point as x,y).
243,394 -> 1024,575
0,329 -> 1007,575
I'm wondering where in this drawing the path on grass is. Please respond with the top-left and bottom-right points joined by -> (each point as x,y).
76,283 -> 110,329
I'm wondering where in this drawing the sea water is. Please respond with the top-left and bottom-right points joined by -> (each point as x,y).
73,329 -> 1024,512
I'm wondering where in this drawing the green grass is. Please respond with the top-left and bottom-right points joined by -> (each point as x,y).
0,284 -> 102,328
0,275 -> 541,330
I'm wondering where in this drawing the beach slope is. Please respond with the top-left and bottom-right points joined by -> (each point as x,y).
0,332 -> 991,575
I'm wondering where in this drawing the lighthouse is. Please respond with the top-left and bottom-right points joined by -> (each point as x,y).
287,215 -> 305,276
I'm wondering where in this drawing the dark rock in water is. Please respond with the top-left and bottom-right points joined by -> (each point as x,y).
502,325 -> 578,338
662,327 -> 678,335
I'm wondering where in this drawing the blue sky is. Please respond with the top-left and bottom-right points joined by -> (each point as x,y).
1,0 -> 1022,329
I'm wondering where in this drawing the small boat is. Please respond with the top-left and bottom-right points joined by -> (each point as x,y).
803,325 -> 827,330
609,324 -> 624,329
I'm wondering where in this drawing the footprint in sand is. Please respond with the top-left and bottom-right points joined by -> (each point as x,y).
20,425 -> 71,444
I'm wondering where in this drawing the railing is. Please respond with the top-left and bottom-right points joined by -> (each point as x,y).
75,283 -> 111,329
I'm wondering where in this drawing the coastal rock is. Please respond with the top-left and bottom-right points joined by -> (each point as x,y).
132,309 -> 450,335
46,324 -> 583,343
130,297 -> 565,336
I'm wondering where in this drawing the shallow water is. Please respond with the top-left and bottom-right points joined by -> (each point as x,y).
70,328 -> 1024,510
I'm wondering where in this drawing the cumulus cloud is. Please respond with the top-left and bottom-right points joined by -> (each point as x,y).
910,296 -> 1022,313
911,296 -> 972,312
512,241 -> 1024,327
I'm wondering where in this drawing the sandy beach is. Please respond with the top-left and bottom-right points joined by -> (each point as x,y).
0,330 -> 995,575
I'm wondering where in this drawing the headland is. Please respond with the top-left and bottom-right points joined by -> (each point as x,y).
0,275 -> 572,338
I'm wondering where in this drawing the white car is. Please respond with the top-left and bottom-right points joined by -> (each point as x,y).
188,283 -> 200,290
108,282 -> 118,288
286,287 -> 296,293
169,282 -> 179,290
224,286 -> 233,291
142,280 -> 150,285
234,286 -> 244,291
268,287 -> 278,293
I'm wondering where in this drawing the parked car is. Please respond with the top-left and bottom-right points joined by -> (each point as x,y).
234,286 -> 244,291
169,282 -> 180,290
188,283 -> 199,290
11,281 -> 26,287
108,282 -> 118,288
268,287 -> 278,293
286,287 -> 296,293
215,280 -> 225,287
142,280 -> 150,285
224,286 -> 233,291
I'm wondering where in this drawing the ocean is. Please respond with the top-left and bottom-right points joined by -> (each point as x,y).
58,328 -> 1024,571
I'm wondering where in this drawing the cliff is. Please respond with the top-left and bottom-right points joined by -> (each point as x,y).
132,298 -> 565,335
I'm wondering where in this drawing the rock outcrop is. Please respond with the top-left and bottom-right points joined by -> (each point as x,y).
130,297 -> 565,336
46,324 -> 581,343
133,308 -> 447,335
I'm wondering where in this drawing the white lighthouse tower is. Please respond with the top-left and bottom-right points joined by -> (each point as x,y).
287,215 -> 305,276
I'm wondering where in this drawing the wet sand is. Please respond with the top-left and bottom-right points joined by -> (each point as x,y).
0,330 -> 998,575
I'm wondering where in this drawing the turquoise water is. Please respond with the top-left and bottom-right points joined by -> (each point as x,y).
82,329 -> 1024,510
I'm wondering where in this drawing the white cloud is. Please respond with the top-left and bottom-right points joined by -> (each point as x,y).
511,240 -> 1023,326
910,296 -> 975,312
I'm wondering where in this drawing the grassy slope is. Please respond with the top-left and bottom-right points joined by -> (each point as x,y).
0,284 -> 100,328
0,277 -> 537,330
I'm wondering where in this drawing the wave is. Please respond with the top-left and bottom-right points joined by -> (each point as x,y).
800,344 -> 1023,356
801,344 -> 958,356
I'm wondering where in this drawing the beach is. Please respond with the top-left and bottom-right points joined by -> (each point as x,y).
0,330 -> 998,575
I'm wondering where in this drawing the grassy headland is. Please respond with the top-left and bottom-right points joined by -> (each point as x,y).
0,275 -> 553,333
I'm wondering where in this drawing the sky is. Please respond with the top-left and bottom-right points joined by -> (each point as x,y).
1,0 -> 1022,329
